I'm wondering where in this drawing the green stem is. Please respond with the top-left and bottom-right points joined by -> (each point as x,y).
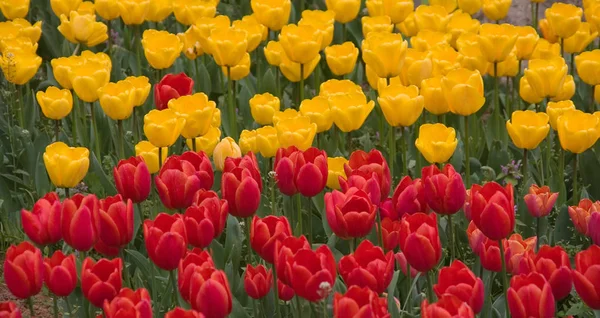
570,53 -> 575,76
494,62 -> 500,137
544,132 -> 552,186
346,130 -> 352,156
573,154 -> 579,203
534,3 -> 539,30
270,167 -> 277,216
169,270 -> 177,310
296,194 -> 302,236
272,264 -> 281,318
27,297 -> 34,317
64,187 -> 70,198
295,296 -> 302,318
256,50 -> 262,92
133,107 -> 140,143
227,67 -> 238,138
322,299 -> 327,318
118,120 -> 125,159
299,64 -> 305,107
506,76 -> 512,116
448,214 -> 455,261
276,68 -> 281,98
499,240 -> 510,316
90,103 -> 101,160
64,297 -> 72,316
55,120 -> 60,142
136,202 -> 144,224
341,23 -> 346,43
536,217 -> 541,252
120,249 -> 132,288
390,125 -> 395,180
560,38 -> 564,58
194,58 -> 201,93
135,26 -> 142,76
246,216 -> 253,263
253,299 -> 259,318
594,310 -> 600,318
191,137 -> 196,152
402,127 -> 409,177
376,209 -> 384,249
464,116 -> 471,188
425,271 -> 435,303
406,264 -> 413,314
158,146 -> 163,169
107,19 -> 112,54
591,84 -> 596,113
16,84 -> 24,128
349,238 -> 355,253
308,201 -> 313,244
522,149 -> 528,188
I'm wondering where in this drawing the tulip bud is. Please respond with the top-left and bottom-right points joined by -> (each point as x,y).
81,257 -> 122,307
339,240 -> 394,294
3,242 -> 43,299
143,213 -> 187,270
244,264 -> 273,300
103,288 -> 152,318
21,192 -> 62,246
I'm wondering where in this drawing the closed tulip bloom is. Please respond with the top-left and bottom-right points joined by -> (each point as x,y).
254,126 -> 279,158
422,164 -> 465,215
173,0 -> 217,25
97,81 -> 135,120
458,0 -> 482,15
278,24 -> 322,65
446,12 -> 480,48
299,10 -> 335,50
514,26 -> 539,60
178,248 -> 216,303
441,68 -> 485,116
61,194 -> 99,252
249,93 -> 280,125
378,84 -> 424,127
81,257 -> 122,307
143,109 -> 186,148
251,215 -> 291,263
251,0 -> 291,31
178,26 -> 204,60
421,76 -> 449,115
422,294 -> 475,318
187,127 -> 221,157
519,76 -> 544,105
275,116 -> 317,150
325,42 -> 359,76
154,73 -> 194,111
0,18 -> 42,44
319,79 -> 364,98
286,245 -> 336,302
469,182 -> 515,240
142,30 -> 183,70
168,93 -> 217,139
399,212 -> 442,272
3,242 -> 43,299
21,192 -> 61,246
50,0 -> 81,18
0,0 -> 29,19
487,51 -> 518,77
434,260 -> 484,313
339,240 -> 394,294
188,269 -> 233,317
564,22 -> 598,54
457,39 -> 488,74
43,251 -> 76,297
213,137 -> 242,171
506,110 -> 550,150
570,199 -> 600,235
274,146 -> 328,197
69,62 -> 111,103
516,245 -> 573,300
144,213 -> 187,270
263,41 -> 284,66
232,18 -> 264,53
329,93 -> 375,133
239,130 -> 258,155
333,286 -> 389,317
221,166 -> 261,218
182,190 -> 227,249
545,2 -> 583,39
550,74 -> 575,103
95,0 -> 119,20
414,5 -> 450,32
345,149 -> 391,199
299,96 -> 333,133
546,100 -> 575,130
117,0 -> 149,25
326,157 -> 348,190
50,56 -> 82,90
557,110 -> 599,154
507,272 -> 555,318
431,0 -> 458,12
362,32 -> 408,79
43,142 -> 89,188
244,264 -> 272,300
482,0 -> 511,21
530,39 -> 561,60
416,123 -> 457,164
362,16 -> 393,38
367,0 -> 414,24
206,27 -> 248,67
396,12 -> 418,37
113,156 -> 151,204
36,86 -> 73,120
145,0 -> 171,21
477,23 -> 518,63
0,51 -> 42,86
326,0 -> 360,23
523,185 -> 558,218
538,18 -> 558,44
325,187 -> 377,239
96,195 -> 134,255
279,52 -> 321,82
411,30 -> 451,53
135,141 -> 168,174
339,171 -> 383,206
576,50 -> 600,86
573,245 -> 600,309
165,308 -> 204,318
380,217 -> 401,251
221,52 -> 251,80
103,288 -> 152,318
58,12 -> 108,47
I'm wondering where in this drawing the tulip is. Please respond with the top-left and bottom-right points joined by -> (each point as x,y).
213,137 -> 242,171
441,68 -> 485,116
286,245 -> 336,302
3,242 -> 43,299
519,76 -> 544,105
516,245 -> 572,300
477,24 -> 517,64
43,251 -> 77,297
145,0 -> 171,22
326,157 -> 348,190
58,12 -> 108,47
278,52 -> 321,83
410,30 -> 451,52
182,190 -> 226,249
95,0 -> 120,20
546,100 -> 575,130
573,245 -> 600,309
458,0 -> 482,15
173,0 -> 217,25
422,164 -> 465,216
545,2 -> 583,41
329,92 -> 375,133
467,222 -> 504,271
333,286 -> 389,317
233,16 -> 266,53
251,215 -> 292,263
325,187 -> 377,239
186,127 -> 221,157
249,93 -> 280,125
221,53 -> 251,81
324,42 -> 359,76
251,0 -> 291,31
506,110 -> 550,150
0,301 -> 21,318
0,51 -> 42,86
507,272 -> 555,318
221,166 -> 261,218
345,149 -> 391,199
143,213 -> 187,270
319,79 -> 364,98
97,81 -> 135,121
469,182 -> 515,240
339,240 -> 394,294
434,260 -> 484,313
125,76 -> 152,106
178,26 -> 204,60
339,172 -> 382,206
43,142 -> 90,189
576,50 -> 600,86
299,10 -> 335,50
253,126 -> 278,158
391,176 -> 428,216
482,0 -> 511,21
523,57 -> 568,100
81,257 -> 122,308
557,110 -> 599,154
117,0 -> 149,25
420,76 -> 449,115
96,195 -> 134,255
326,0 -> 360,24
244,264 -> 272,300
378,84 -> 424,128
239,130 -> 258,156
143,109 -> 186,148
298,97 -> 333,133
68,62 -> 111,103
20,192 -> 62,246
415,123 -> 458,164
361,16 -> 393,38
430,0 -> 457,12
399,49 -> 433,87
36,86 -> 73,121
278,24 -> 322,66
396,12 -> 418,37
362,32 -> 408,79
0,0 -> 29,19
61,194 -> 99,252
398,212 -> 442,272
513,26 -> 539,60
568,199 -> 600,235
366,0 -> 413,24
274,235 -> 311,286
206,27 -> 248,67
413,5 -> 450,32
564,22 -> 598,54
113,156 -> 151,204
141,30 -> 183,70
264,41 -> 284,67
275,116 -> 317,150
168,93 -> 217,140
154,73 -> 194,111
380,217 -> 401,251
103,288 -> 152,318
528,39 -> 560,60
552,74 -> 575,103
432,46 -> 461,76
273,146 -> 328,198
178,249 -> 215,303
134,141 -> 168,174
421,294 -> 475,318
523,185 -> 558,218
165,308 -> 204,318
189,269 -> 233,317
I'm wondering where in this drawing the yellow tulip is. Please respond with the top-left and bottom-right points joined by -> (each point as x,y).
329,93 -> 375,132
146,0 -> 172,22
326,157 -> 348,190
539,18 -> 559,44
299,96 -> 333,133
222,53 -> 251,80
141,29 -> 183,70
213,137 -> 242,171
529,38 -> 561,60
173,0 -> 217,25
95,0 -> 120,20
430,0 -> 457,13
587,4 -> 600,34
249,93 -> 280,125
251,0 -> 291,31
545,2 -> 583,39
168,93 -> 216,139
124,76 -> 151,107
557,110 -> 599,154
275,116 -> 317,150
135,141 -> 168,174
446,11 -> 480,48
233,17 -> 266,52
441,68 -> 485,116
0,37 -> 38,55
487,52 -> 518,77
273,109 -> 300,126
279,53 -> 320,83
597,85 -> 600,105
396,12 -> 418,37
457,43 -> 489,75
50,0 -> 82,18
239,129 -> 258,155
455,32 -> 478,50
255,125 -> 280,158
117,0 -> 149,25
50,56 -> 82,89
58,12 -> 108,47
192,15 -> 230,55
0,51 -> 41,86
206,27 -> 248,67
411,30 -> 452,52
564,22 -> 598,54
551,75 -> 575,102
0,0 -> 29,19
546,100 -> 576,130
0,19 -> 42,44
481,0 -> 511,21
245,14 -> 268,41
143,109 -> 186,148
68,61 -> 110,102
264,41 -> 284,66
506,111 -> 550,150
212,108 -> 221,128
367,0 -> 415,24
97,80 -> 136,120
477,23 -> 517,63
524,57 -> 568,99
365,64 -> 402,91
80,50 -> 112,69
319,79 -> 364,98
178,26 -> 203,60
378,84 -> 424,127
325,0 -> 361,24
399,49 -> 433,87
279,24 -> 322,65
430,45 -> 461,76
186,127 -> 221,157
519,76 -> 544,105
415,123 -> 458,163
514,26 -> 539,60
421,76 -> 450,115
362,32 -> 408,79
36,87 -> 73,120
43,142 -> 89,188
77,1 -> 95,15
414,4 -> 450,32
324,42 -> 359,76
299,10 -> 335,50
361,16 -> 394,39
576,50 -> 600,86
458,0 -> 482,15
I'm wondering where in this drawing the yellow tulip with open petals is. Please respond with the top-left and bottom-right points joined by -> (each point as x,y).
58,12 -> 108,47
143,109 -> 186,148
255,125 -> 280,158
299,10 -> 335,50
249,93 -> 280,125
142,30 -> 183,70
545,2 -> 583,39
329,93 -> 375,132
415,123 -> 458,164
414,4 -> 450,32
97,80 -> 136,120
135,141 -> 168,174
421,76 -> 450,115
539,18 -> 558,43
95,0 -> 120,20
529,39 -> 560,60
524,57 -> 568,99
206,27 -> 248,67
50,0 -> 82,18
430,45 -> 461,76
186,127 -> 221,157
441,68 -> 485,116
557,110 -> 600,154
396,12 -> 418,37
458,0 -> 482,15
446,11 -> 480,48
411,30 -> 452,52
36,87 -> 73,120
194,15 -> 231,51
275,116 -> 317,151
233,17 -> 266,52
575,50 -> 600,86
326,0 -> 360,24
50,56 -> 83,89
326,157 -> 348,190
519,76 -> 544,105
325,42 -> 359,76
546,100 -> 576,130
273,109 -> 300,126
362,31 -> 408,79
117,0 -> 149,25
506,111 -> 550,150
478,23 -> 517,63
68,62 -> 110,103
366,0 -> 414,24
0,19 -> 42,44
146,0 -> 172,22
300,96 -> 333,133
514,26 -> 539,60
0,37 -> 38,55
239,129 -> 258,155
564,23 -> 598,54
43,142 -> 89,188
251,0 -> 291,31
551,75 -> 575,102
279,24 -> 322,65
482,0 -> 511,21
362,16 -> 394,38
173,0 -> 217,25
168,93 -> 217,139
124,76 -> 151,107
378,84 -> 424,127
319,79 -> 364,98
178,26 -> 204,59
0,0 -> 29,19
457,43 -> 489,75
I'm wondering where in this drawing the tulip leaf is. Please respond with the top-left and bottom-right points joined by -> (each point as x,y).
580,150 -> 600,200
196,61 -> 212,96
125,249 -> 152,280
259,68 -> 277,96
224,215 -> 243,274
231,297 -> 251,318
553,205 -> 574,245
88,151 -> 117,196
387,270 -> 401,318
210,240 -> 226,270
492,294 -> 506,318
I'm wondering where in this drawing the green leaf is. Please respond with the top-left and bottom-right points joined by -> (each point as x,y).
259,68 -> 277,95
231,297 -> 251,318
87,152 -> 117,196
125,249 -> 152,279
387,271 -> 401,318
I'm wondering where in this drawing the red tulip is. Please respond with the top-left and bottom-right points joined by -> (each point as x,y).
344,149 -> 391,199
103,288 -> 152,318
398,212 -> 442,272
391,176 -> 428,216
250,215 -> 292,264
274,146 -> 328,197
569,198 -> 600,235
155,151 -> 214,210
43,251 -> 77,297
0,301 -> 21,318
333,286 -> 389,318
184,190 -> 229,248
573,245 -> 600,309
523,185 -> 558,218
379,197 -> 398,220
289,245 -> 337,302
3,242 -> 43,299
516,245 -> 572,300
113,156 -> 152,203
339,240 -> 394,294
20,192 -> 61,245
507,272 -> 555,318
189,269 -> 232,318
468,222 -> 502,272
165,308 -> 205,318
466,221 -> 486,255
434,260 -> 484,313
81,257 -> 122,308
221,167 -> 261,218
421,294 -> 475,318
244,264 -> 272,300
96,195 -> 134,255
469,182 -> 515,240
422,164 -> 466,215
155,72 -> 194,110
144,213 -> 188,270
178,248 -> 215,302
275,235 -> 311,286
278,280 -> 295,301
394,252 -> 419,278
504,234 -> 536,274
325,187 -> 377,239
340,172 -> 382,205
62,193 -> 99,251
380,217 -> 401,251
224,152 -> 263,192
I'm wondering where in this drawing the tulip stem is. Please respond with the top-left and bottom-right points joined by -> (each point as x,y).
390,126 -> 395,179
55,120 -> 60,142
573,154 -> 579,203
169,270 -> 178,310
299,64 -> 305,107
158,146 -> 163,170
296,194 -> 303,236
27,297 -> 34,317
270,169 -> 277,216
135,26 -> 142,76
227,66 -> 238,139
341,23 -> 346,43
522,149 -> 528,188
570,53 -> 575,77
494,62 -> 500,138
133,107 -> 140,143
64,187 -> 70,198
425,271 -> 435,303
118,120 -> 125,159
464,116 -> 470,188
295,296 -> 302,318
447,214 -> 455,261
402,127 -> 408,177
560,38 -> 564,58
191,137 -> 196,152
246,217 -> 253,263
376,209 -> 383,248
405,264 -> 413,314
498,240 -> 510,316
346,130 -> 352,155
90,103 -> 101,160
64,297 -> 72,315
591,84 -> 596,112
535,217 -> 541,252
534,3 -> 539,30
120,249 -> 132,288
272,264 -> 282,318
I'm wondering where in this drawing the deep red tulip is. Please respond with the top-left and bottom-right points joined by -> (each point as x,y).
569,199 -> 600,235
275,235 -> 311,286
507,272 -> 555,318
184,190 -> 229,248
244,264 -> 272,300
62,193 -> 99,251
468,222 -> 502,272
221,167 -> 261,218
339,240 -> 394,294
524,185 -> 558,218
333,286 -> 389,318
0,301 -> 21,318
394,252 -> 418,278
81,257 -> 122,308
380,217 -> 401,251
44,251 -> 77,297
421,294 -> 475,318
391,176 -> 428,216
573,245 -> 600,309
590,212 -> 600,245
289,245 -> 337,302
344,149 -> 391,199
165,308 -> 205,318
155,151 -> 214,210
504,234 -> 536,274
274,146 -> 328,197
250,215 -> 292,264
144,213 -> 188,270
469,182 -> 515,240
325,187 -> 377,239
178,248 -> 215,302
20,192 -> 61,245
340,172 -> 382,205
103,288 -> 152,318
278,280 -> 295,301
224,152 -> 263,192
379,198 -> 398,220
113,156 -> 152,203
189,269 -> 232,318
466,221 -> 486,255
155,72 -> 194,110
516,245 -> 572,300
434,260 -> 484,313
3,242 -> 43,299
96,195 -> 134,255
422,164 -> 466,215
398,212 -> 442,272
